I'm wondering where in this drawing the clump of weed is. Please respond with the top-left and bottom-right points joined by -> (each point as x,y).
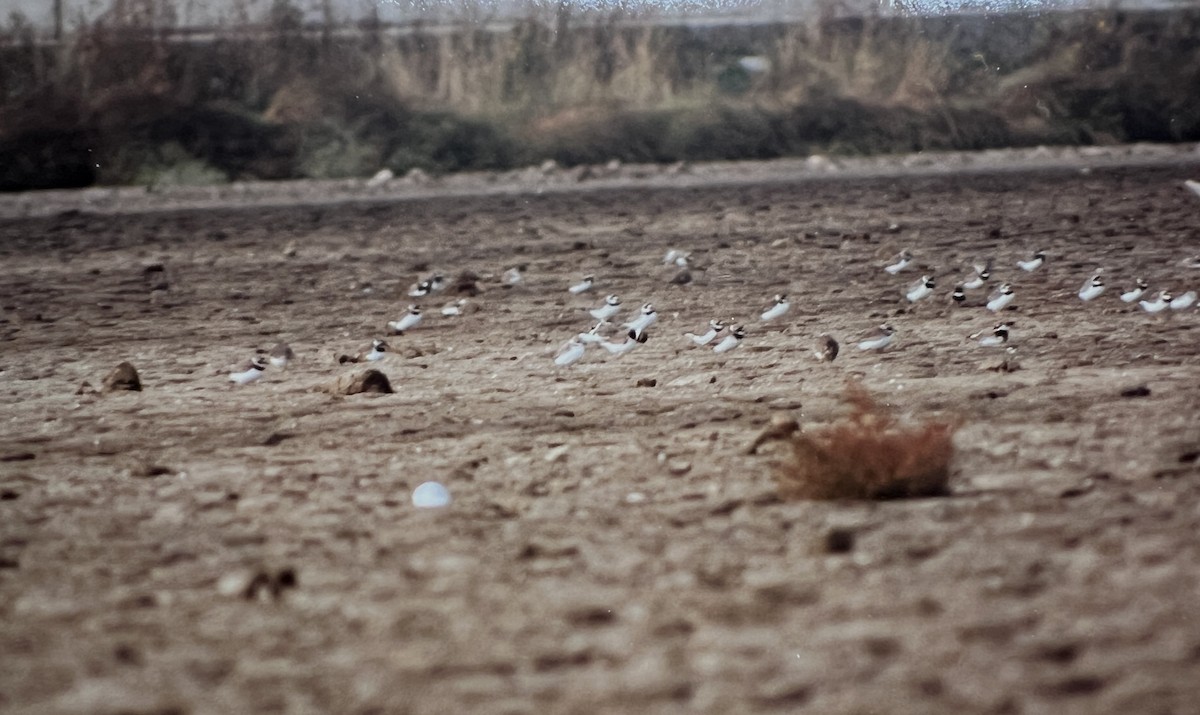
775,384 -> 956,501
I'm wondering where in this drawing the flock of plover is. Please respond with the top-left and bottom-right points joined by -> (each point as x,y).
227,180 -> 1200,384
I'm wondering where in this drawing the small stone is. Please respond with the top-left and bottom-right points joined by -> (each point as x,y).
102,362 -> 142,392
636,378 -> 657,388
412,481 -> 451,508
666,459 -> 692,475
669,269 -> 692,285
1119,385 -> 1151,398
824,527 -> 855,554
326,370 -> 393,395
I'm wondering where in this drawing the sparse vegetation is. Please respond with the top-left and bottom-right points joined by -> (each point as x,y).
1,2 -> 1198,190
775,384 -> 957,500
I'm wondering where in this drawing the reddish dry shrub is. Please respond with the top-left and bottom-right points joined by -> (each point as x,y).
775,384 -> 957,501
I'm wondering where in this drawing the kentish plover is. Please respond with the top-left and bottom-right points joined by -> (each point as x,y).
952,284 -> 967,305
972,322 -> 1010,347
589,294 -> 622,322
408,273 -> 445,297
663,249 -> 690,267
568,275 -> 595,294
624,303 -> 658,339
365,339 -> 389,362
712,325 -> 746,354
387,305 -> 422,334
760,294 -> 790,321
685,319 -> 726,346
884,250 -> 913,275
440,299 -> 467,316
268,342 -> 294,369
1140,291 -> 1171,313
1170,290 -> 1198,310
906,275 -> 935,302
1078,273 -> 1105,302
986,283 -> 1015,312
229,356 -> 268,385
554,336 -> 587,366
1017,250 -> 1046,272
601,329 -> 649,356
962,260 -> 992,290
856,324 -> 895,352
578,321 -> 608,344
1120,278 -> 1149,303
503,265 -> 526,286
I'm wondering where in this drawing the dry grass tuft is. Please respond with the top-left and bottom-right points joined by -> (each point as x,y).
775,384 -> 956,501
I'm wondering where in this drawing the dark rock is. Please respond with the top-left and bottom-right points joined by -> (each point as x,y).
327,370 -> 393,395
102,362 -> 142,392
1119,385 -> 1151,398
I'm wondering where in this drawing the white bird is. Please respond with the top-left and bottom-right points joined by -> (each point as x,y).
1017,250 -> 1046,272
1184,179 -> 1200,199
1120,278 -> 1148,303
1140,291 -> 1171,313
623,303 -> 658,339
663,249 -> 689,267
712,325 -> 746,354
760,294 -> 790,321
229,356 -> 268,385
1170,290 -> 1197,310
268,342 -> 294,369
906,275 -> 935,302
568,275 -> 595,294
1078,274 -> 1105,302
589,294 -> 622,322
440,299 -> 467,316
856,324 -> 895,352
601,329 -> 648,356
987,283 -> 1015,312
365,339 -> 389,362
408,274 -> 445,297
503,265 -> 526,286
972,323 -> 1011,347
884,250 -> 913,275
577,322 -> 608,344
554,337 -> 587,366
387,305 -> 422,334
962,260 -> 992,290
686,319 -> 726,346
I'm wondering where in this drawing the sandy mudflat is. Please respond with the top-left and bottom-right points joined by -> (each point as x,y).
2,150 -> 1200,714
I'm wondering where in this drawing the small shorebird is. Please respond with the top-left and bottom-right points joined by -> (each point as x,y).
712,325 -> 746,354
1017,250 -> 1046,272
962,260 -> 992,290
856,324 -> 895,352
229,356 -> 268,385
986,283 -> 1015,312
760,294 -> 790,321
971,323 -> 1011,347
624,303 -> 658,339
685,319 -> 726,346
1078,273 -> 1105,302
906,275 -> 935,302
1120,278 -> 1148,303
387,305 -> 422,334
268,342 -> 294,369
568,275 -> 594,294
408,274 -> 445,297
884,250 -> 913,275
589,295 -> 622,322
601,329 -> 648,356
554,337 -> 587,366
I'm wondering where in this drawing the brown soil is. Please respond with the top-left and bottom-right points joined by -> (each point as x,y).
3,155 -> 1200,714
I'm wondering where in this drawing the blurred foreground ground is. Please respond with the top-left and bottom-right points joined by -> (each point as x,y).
2,146 -> 1200,714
